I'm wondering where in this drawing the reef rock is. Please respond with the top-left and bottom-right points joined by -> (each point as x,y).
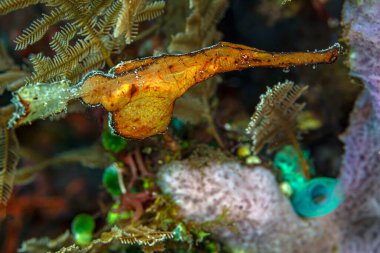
158,148 -> 339,253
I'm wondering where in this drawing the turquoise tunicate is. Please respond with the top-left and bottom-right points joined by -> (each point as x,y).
71,213 -> 95,246
291,177 -> 344,218
274,145 -> 315,192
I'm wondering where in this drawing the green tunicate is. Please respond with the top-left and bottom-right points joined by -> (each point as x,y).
274,145 -> 315,193
130,187 -> 138,193
180,140 -> 190,149
170,117 -> 187,139
171,117 -> 186,137
171,117 -> 184,130
291,177 -> 344,218
245,155 -> 261,165
101,128 -> 128,153
194,230 -> 210,243
236,144 -> 251,158
205,242 -> 218,253
143,177 -> 154,190
71,213 -> 95,246
102,164 -> 122,197
107,203 -> 133,224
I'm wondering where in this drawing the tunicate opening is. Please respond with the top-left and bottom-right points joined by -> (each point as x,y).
310,184 -> 328,205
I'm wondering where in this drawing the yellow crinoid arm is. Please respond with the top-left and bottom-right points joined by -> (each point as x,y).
78,42 -> 341,139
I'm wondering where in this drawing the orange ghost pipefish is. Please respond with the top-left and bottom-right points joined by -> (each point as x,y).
78,41 -> 342,139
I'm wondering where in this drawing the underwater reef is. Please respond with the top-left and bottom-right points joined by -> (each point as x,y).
0,0 -> 379,253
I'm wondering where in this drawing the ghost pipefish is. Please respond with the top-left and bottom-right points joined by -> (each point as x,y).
78,42 -> 341,139
9,42 -> 342,139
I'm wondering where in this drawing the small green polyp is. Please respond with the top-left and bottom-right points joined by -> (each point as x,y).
291,177 -> 344,218
71,213 -> 95,246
